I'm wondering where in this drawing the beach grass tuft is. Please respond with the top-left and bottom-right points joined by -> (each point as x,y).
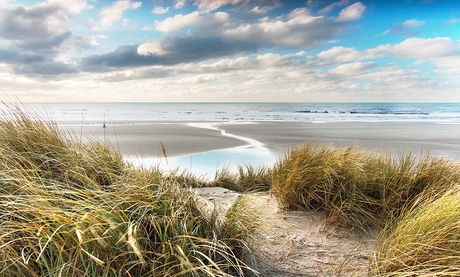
3,103 -> 460,276
271,142 -> 460,275
0,104 -> 260,276
371,186 -> 460,276
209,165 -> 272,193
271,143 -> 460,231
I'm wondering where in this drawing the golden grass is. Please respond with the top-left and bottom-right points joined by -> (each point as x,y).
271,143 -> 460,231
0,104 -> 260,276
271,142 -> 460,275
209,165 -> 271,193
3,103 -> 460,276
371,186 -> 460,276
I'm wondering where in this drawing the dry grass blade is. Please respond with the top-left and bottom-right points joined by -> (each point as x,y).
0,104 -> 261,277
271,143 -> 460,231
372,186 -> 460,276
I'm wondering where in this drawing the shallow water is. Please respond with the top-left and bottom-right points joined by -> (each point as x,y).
127,146 -> 277,179
12,102 -> 460,176
125,122 -> 277,178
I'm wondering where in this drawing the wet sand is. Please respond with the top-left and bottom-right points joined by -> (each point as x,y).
66,122 -> 245,158
66,121 -> 460,162
222,121 -> 460,160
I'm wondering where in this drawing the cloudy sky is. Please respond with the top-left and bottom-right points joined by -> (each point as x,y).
1,0 -> 459,102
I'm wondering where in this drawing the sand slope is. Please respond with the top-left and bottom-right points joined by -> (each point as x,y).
195,187 -> 376,277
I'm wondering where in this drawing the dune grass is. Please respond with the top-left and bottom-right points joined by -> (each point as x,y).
3,103 -> 460,276
0,105 -> 260,277
271,143 -> 460,275
271,143 -> 460,232
167,141 -> 460,276
209,165 -> 272,193
371,185 -> 460,276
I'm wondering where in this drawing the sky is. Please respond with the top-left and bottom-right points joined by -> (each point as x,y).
0,0 -> 459,102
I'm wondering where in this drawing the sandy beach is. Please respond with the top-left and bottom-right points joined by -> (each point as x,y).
222,121 -> 460,160
67,122 -> 245,158
69,121 -> 460,163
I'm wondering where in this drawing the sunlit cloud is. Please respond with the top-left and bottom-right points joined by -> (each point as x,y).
89,0 -> 141,30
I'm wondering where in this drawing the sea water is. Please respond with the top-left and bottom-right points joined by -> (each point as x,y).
12,102 -> 460,177
20,102 -> 460,124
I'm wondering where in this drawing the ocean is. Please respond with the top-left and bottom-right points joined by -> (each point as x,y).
20,102 -> 460,124
9,102 -> 460,177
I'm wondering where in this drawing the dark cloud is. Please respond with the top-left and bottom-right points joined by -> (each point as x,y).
16,32 -> 72,52
80,4 -> 359,72
161,36 -> 259,60
0,44 -> 78,77
0,2 -> 90,77
1,1 -> 365,79
79,36 -> 259,72
0,3 -> 62,40
79,45 -> 160,72
0,49 -> 45,63
14,61 -> 78,76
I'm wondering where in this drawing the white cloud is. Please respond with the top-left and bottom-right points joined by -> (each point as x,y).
154,11 -> 201,32
316,38 -> 460,71
391,37 -> 459,59
385,19 -> 425,36
316,45 -> 389,62
251,6 -> 270,14
204,56 -> 252,71
223,9 -> 348,48
194,0 -> 247,12
137,40 -> 168,55
319,0 -> 349,15
429,56 -> 460,68
152,6 -> 169,14
413,59 -> 426,65
0,2 -> 68,40
98,5 -> 369,73
142,25 -> 154,31
255,51 -> 306,67
151,2 -> 366,53
121,18 -> 130,27
337,2 -> 365,22
174,0 -> 187,9
441,17 -> 459,27
3,1 -> 459,102
48,0 -> 93,14
59,33 -> 98,55
154,11 -> 232,33
288,7 -> 312,21
317,46 -> 359,61
92,0 -> 141,30
329,61 -> 376,76
434,67 -> 460,76
401,19 -> 425,28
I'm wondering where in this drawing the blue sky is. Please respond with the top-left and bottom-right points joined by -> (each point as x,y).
1,0 -> 459,102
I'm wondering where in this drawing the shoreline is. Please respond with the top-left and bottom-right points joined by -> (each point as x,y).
223,121 -> 460,160
63,120 -> 460,175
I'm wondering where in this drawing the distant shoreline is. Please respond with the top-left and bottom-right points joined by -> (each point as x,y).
63,120 -> 460,168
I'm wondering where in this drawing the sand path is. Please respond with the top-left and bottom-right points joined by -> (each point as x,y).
195,187 -> 376,277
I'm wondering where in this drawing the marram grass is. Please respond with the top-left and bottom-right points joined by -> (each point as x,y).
271,142 -> 460,275
0,105 -> 260,277
371,186 -> 460,276
210,165 -> 272,193
271,143 -> 460,231
4,104 -> 460,276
